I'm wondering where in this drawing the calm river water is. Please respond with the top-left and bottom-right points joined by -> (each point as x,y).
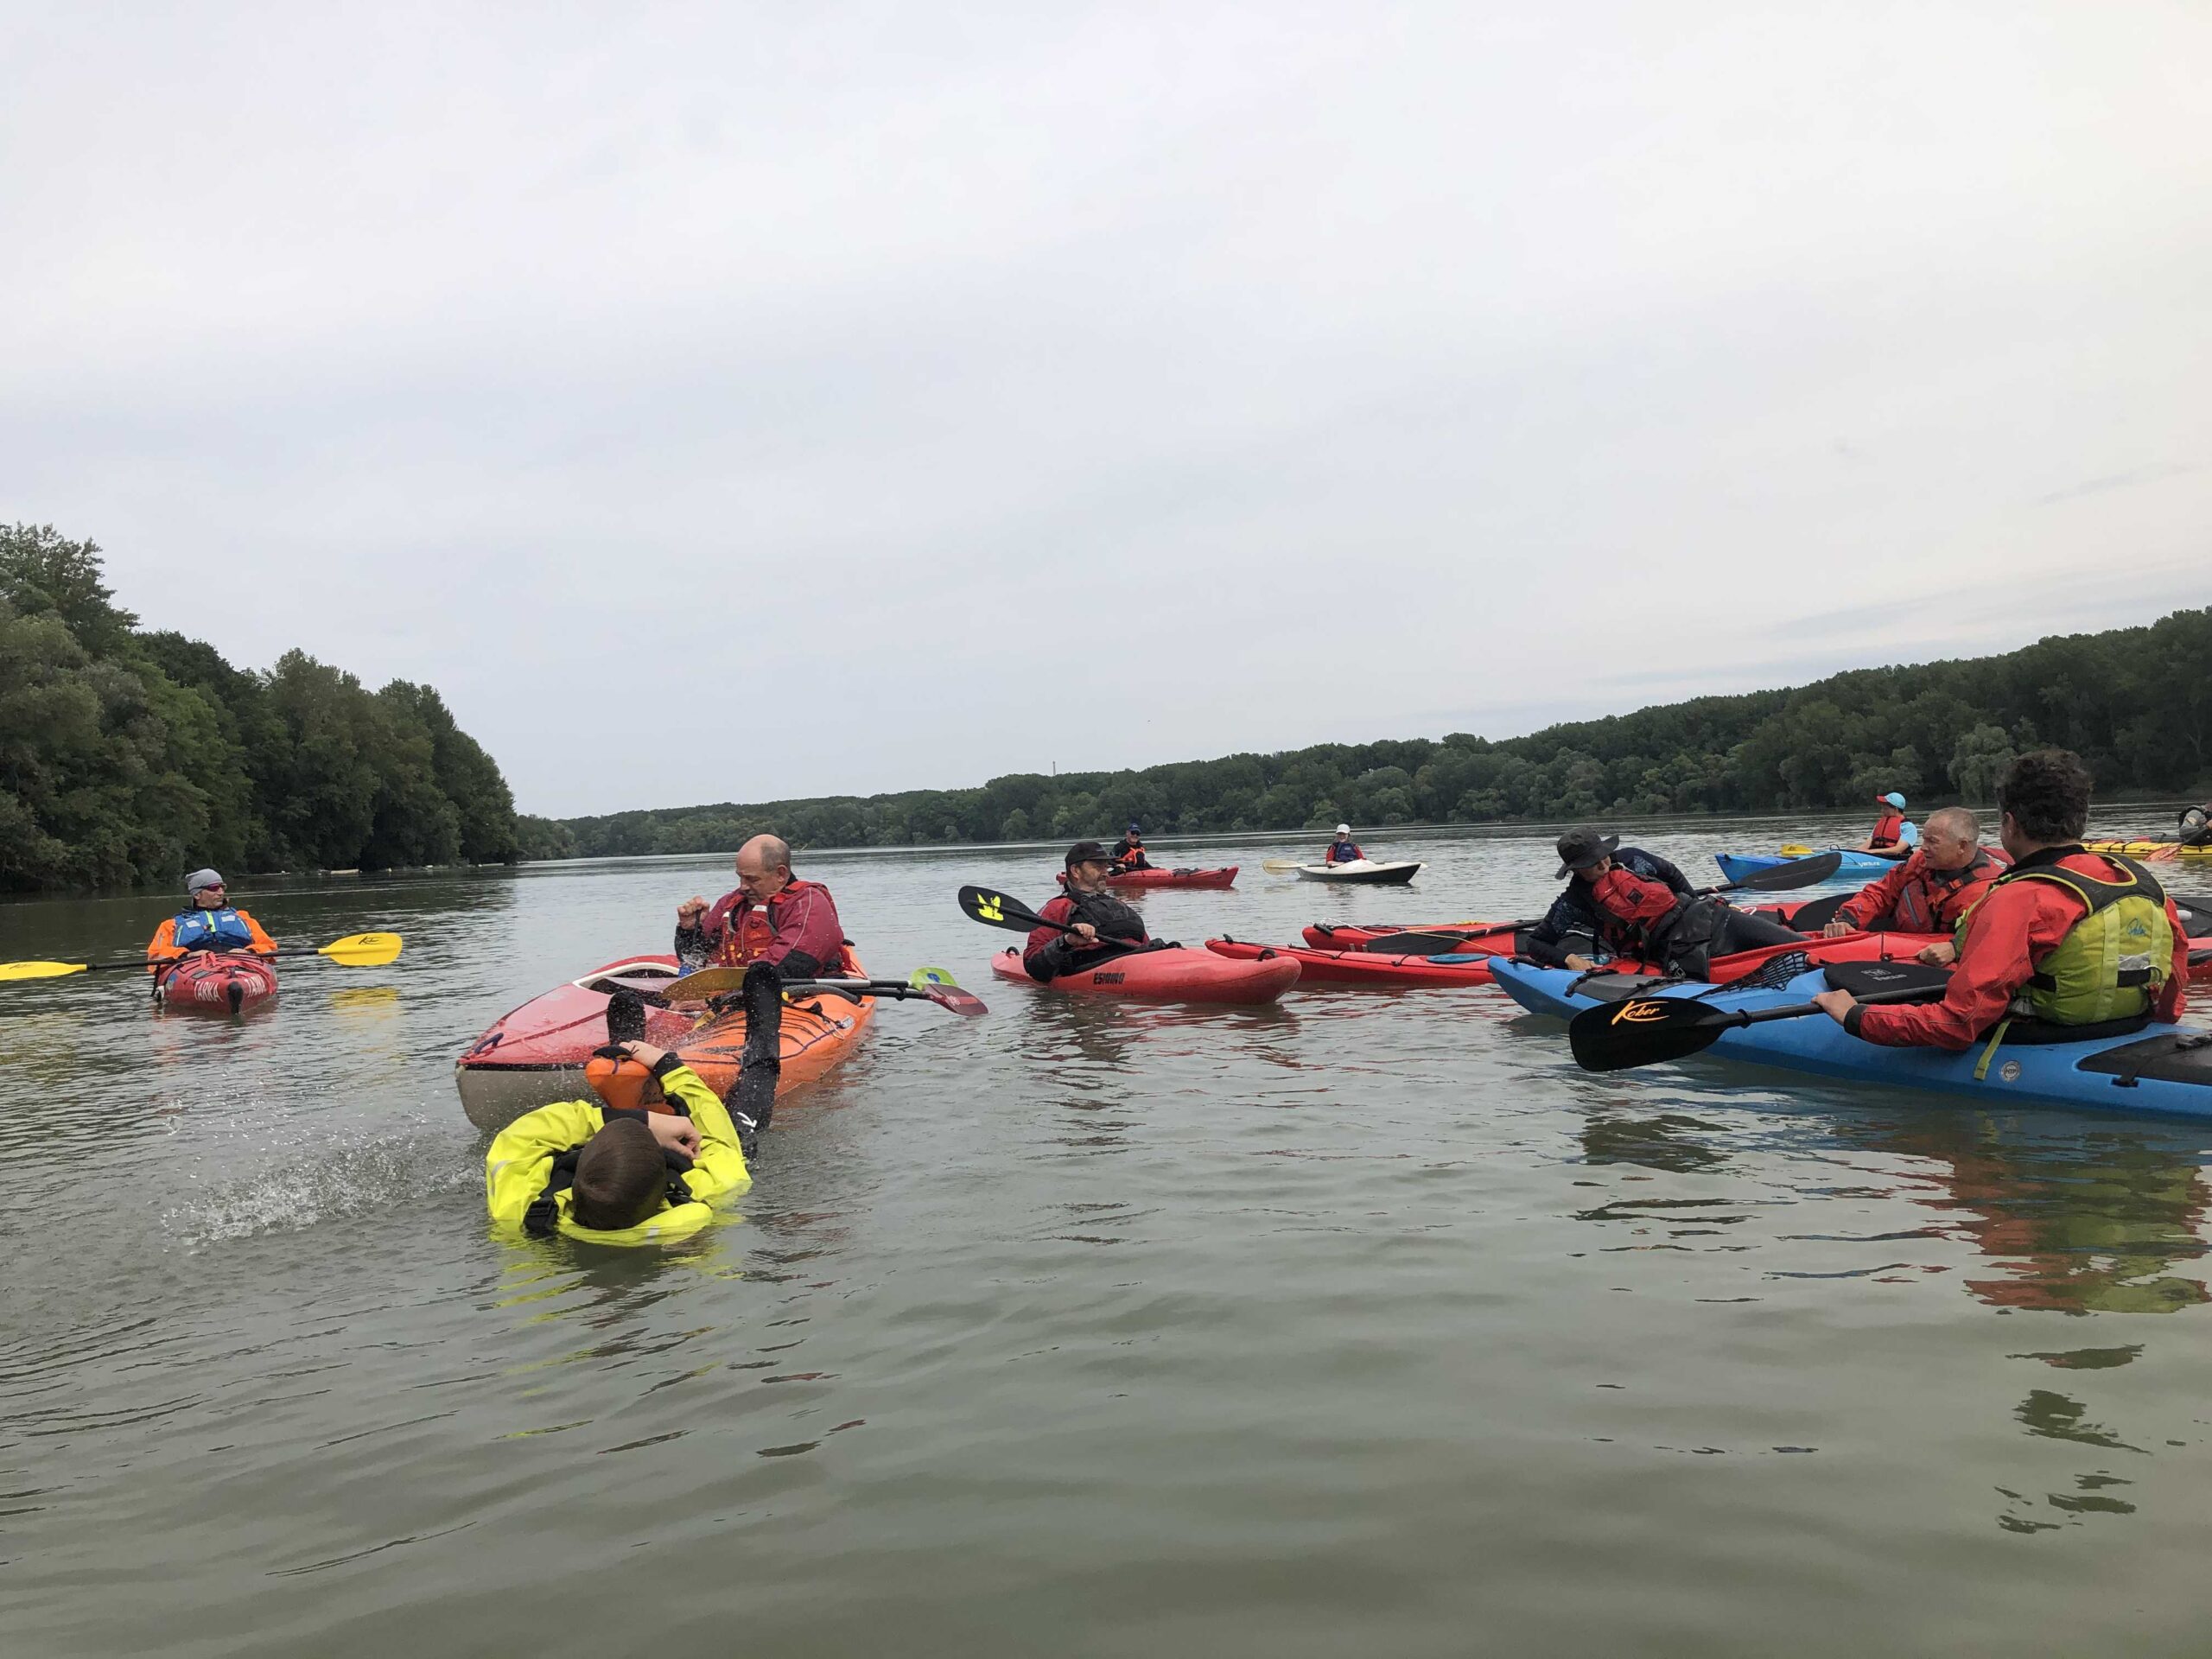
4,822 -> 2211,1656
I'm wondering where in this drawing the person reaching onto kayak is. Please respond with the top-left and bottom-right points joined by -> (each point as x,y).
486,1037 -> 752,1244
675,835 -> 849,982
1851,792 -> 1920,855
1544,828 -> 1805,977
1323,824 -> 1363,866
1520,832 -> 1694,968
146,869 -> 277,968
1025,841 -> 1151,982
1820,808 -> 2009,938
2180,804 -> 2210,849
1111,822 -> 1151,872
1812,750 -> 2189,1053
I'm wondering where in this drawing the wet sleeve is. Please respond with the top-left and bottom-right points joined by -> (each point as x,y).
486,1100 -> 605,1224
1836,863 -> 1910,929
763,887 -> 845,978
661,1065 -> 752,1204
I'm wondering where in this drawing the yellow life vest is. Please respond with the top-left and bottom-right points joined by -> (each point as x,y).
1956,852 -> 2173,1027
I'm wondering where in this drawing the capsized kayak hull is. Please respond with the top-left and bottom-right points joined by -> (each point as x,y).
1715,849 -> 1903,884
1294,861 -> 1423,885
991,946 -> 1297,1004
154,953 -> 279,1015
1490,957 -> 2212,1124
1100,865 -> 1237,890
454,951 -> 874,1132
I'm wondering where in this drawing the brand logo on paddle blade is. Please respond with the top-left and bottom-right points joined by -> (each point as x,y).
1611,1001 -> 1670,1025
978,893 -> 1005,922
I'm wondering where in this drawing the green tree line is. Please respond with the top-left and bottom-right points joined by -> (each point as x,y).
1,524 -> 554,891
561,607 -> 2212,855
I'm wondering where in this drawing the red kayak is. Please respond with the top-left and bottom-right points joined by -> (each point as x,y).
1208,936 -> 1508,987
1060,866 -> 1238,891
155,953 -> 279,1015
991,945 -> 1296,1004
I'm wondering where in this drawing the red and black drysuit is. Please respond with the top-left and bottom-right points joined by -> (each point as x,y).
1521,848 -> 1692,968
1832,847 -> 2010,933
675,876 -> 849,981
1572,863 -> 1804,978
1023,886 -> 1151,982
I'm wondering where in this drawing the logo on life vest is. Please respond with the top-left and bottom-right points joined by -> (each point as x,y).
1611,1000 -> 1670,1025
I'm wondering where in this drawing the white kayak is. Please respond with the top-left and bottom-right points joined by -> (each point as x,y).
1294,860 -> 1424,885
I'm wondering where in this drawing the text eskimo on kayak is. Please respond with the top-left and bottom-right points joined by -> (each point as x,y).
674,834 -> 852,982
1025,841 -> 1153,981
1541,829 -> 1805,978
1324,824 -> 1363,866
147,868 -> 278,970
1812,750 -> 2190,1056
1820,807 -> 2008,942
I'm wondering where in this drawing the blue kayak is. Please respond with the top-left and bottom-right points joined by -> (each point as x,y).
1714,849 -> 1904,885
1489,957 -> 2212,1125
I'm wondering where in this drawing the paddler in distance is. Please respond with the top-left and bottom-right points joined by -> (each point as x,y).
486,1038 -> 752,1244
1026,841 -> 1151,982
675,834 -> 849,982
1322,823 -> 1363,866
1812,749 -> 2190,1053
147,868 -> 278,969
1820,806 -> 2007,944
1850,791 -> 1920,855
1111,821 -> 1151,872
1547,827 -> 1806,978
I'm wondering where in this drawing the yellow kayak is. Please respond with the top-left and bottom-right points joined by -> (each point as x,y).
2083,839 -> 2212,861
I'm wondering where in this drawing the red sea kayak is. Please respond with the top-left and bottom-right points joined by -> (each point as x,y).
1207,937 -> 1507,987
154,953 -> 279,1015
991,945 -> 1296,1004
1059,866 -> 1238,890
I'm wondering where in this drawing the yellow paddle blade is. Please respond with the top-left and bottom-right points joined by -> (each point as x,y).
316,931 -> 404,967
664,966 -> 745,1000
1261,859 -> 1304,873
0,960 -> 92,982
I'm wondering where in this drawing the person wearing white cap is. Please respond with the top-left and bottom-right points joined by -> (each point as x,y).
1322,823 -> 1364,867
146,868 -> 278,971
1852,791 -> 1921,856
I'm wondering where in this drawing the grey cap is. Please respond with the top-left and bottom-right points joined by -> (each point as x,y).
185,868 -> 226,895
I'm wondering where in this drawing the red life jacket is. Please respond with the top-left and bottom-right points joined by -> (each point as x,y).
1870,807 -> 1905,849
1586,867 -> 1688,949
1890,849 -> 2006,932
712,876 -> 831,968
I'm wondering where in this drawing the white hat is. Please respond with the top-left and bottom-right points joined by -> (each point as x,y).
1335,823 -> 1351,836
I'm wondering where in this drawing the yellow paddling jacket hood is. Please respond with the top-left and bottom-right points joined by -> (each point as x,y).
485,1065 -> 750,1246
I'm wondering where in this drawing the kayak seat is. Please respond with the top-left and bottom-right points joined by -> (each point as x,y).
2075,1030 -> 2212,1087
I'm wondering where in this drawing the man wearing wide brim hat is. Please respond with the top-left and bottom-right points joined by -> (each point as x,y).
1537,824 -> 1806,977
1520,828 -> 1694,969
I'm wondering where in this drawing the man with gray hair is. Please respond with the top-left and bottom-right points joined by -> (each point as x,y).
675,834 -> 849,981
1821,805 -> 2007,938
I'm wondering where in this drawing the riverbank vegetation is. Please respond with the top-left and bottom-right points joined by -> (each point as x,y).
562,607 -> 2212,855
2,524 -> 528,891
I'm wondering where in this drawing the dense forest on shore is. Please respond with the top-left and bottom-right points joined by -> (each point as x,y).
1,524 -> 560,892
560,607 -> 2212,856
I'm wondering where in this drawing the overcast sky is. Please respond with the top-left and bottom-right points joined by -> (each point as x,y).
5,3 -> 2207,817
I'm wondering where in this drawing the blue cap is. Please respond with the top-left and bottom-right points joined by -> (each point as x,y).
1128,821 -> 1140,833
1878,792 -> 1906,809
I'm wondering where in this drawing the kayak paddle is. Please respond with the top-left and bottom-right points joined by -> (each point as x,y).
1783,892 -> 1852,931
662,963 -> 987,1014
1567,961 -> 1951,1073
957,885 -> 1151,948
1260,859 -> 1305,874
0,931 -> 404,983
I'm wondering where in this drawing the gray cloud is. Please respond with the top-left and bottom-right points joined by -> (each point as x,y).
4,3 -> 2209,815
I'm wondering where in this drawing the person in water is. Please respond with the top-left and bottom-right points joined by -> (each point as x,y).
146,869 -> 278,967
676,834 -> 849,981
1025,841 -> 1151,981
1323,823 -> 1363,865
1111,822 -> 1151,872
486,1037 -> 752,1245
1521,833 -> 1694,968
1813,749 -> 2189,1052
1547,827 -> 1805,978
2179,804 -> 2210,849
1851,791 -> 1921,855
1820,807 -> 2008,944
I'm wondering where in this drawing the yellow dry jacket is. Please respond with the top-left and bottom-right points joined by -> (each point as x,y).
485,1065 -> 750,1246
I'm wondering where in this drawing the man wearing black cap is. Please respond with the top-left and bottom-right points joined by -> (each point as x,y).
1519,830 -> 1694,969
1539,826 -> 1802,976
1024,841 -> 1152,981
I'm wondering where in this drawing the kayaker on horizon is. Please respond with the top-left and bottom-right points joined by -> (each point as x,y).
485,1038 -> 751,1245
1812,749 -> 2190,1055
1547,828 -> 1806,978
1111,822 -> 1151,872
146,869 -> 278,970
1323,824 -> 1363,866
1850,791 -> 1920,855
1522,833 -> 1694,969
1024,841 -> 1151,982
1819,807 -> 2008,940
675,835 -> 849,982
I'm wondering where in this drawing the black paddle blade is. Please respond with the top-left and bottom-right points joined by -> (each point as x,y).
1784,892 -> 1850,931
1568,995 -> 1738,1072
958,885 -> 1047,933
1732,851 -> 1843,892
